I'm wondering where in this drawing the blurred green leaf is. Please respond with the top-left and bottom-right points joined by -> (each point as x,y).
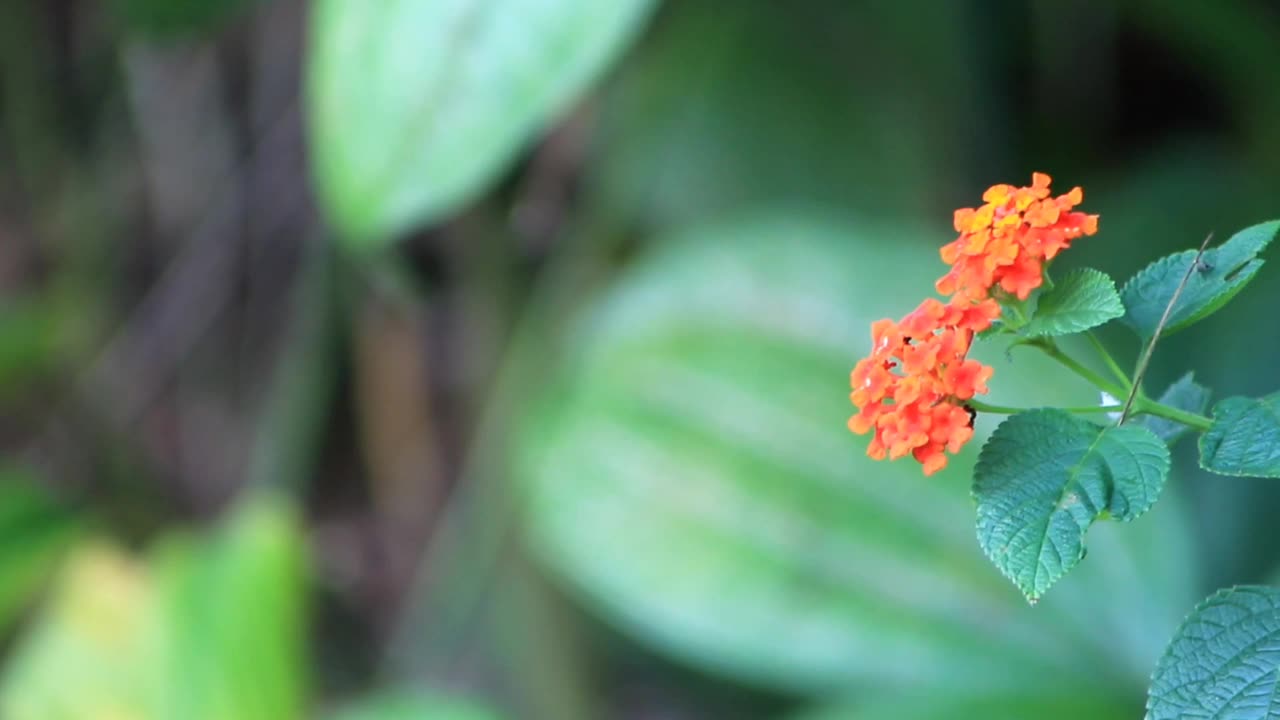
330,691 -> 500,720
0,493 -> 307,720
516,214 -> 1193,693
590,0 -> 982,232
0,542 -> 156,719
1120,220 -> 1279,340
974,411 -> 1170,602
1199,393 -> 1280,478
0,468 -> 80,635
794,692 -> 1131,720
1137,373 -> 1210,446
1024,269 -> 1124,337
1146,585 -> 1280,720
151,494 -> 308,720
0,299 -> 61,399
308,0 -> 655,247
112,0 -> 256,35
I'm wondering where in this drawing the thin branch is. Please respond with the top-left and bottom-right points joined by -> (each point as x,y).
1119,232 -> 1214,424
968,399 -> 1123,415
1085,331 -> 1132,389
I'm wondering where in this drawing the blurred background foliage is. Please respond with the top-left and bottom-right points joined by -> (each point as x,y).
0,0 -> 1278,717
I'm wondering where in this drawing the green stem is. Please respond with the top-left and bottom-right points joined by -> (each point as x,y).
1005,299 -> 1029,330
247,238 -> 338,493
1033,339 -> 1128,399
1085,331 -> 1132,391
1132,400 -> 1214,431
1027,339 -> 1213,432
967,399 -> 1122,415
1119,233 -> 1215,423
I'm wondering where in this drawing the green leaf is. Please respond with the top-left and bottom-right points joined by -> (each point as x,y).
517,213 -> 1192,693
150,494 -> 307,720
1024,268 -> 1124,337
330,691 -> 500,720
308,0 -> 656,247
0,299 -> 62,400
112,0 -> 254,35
1138,373 -> 1211,446
0,468 -> 81,635
0,493 -> 306,720
1146,585 -> 1280,720
1199,392 -> 1280,478
794,692 -> 1130,720
0,542 -> 156,719
591,1 -> 985,233
974,410 -> 1171,602
1120,220 -> 1280,339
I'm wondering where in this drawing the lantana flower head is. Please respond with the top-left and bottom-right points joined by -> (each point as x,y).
848,297 -> 991,476
937,172 -> 1099,301
848,173 -> 1098,475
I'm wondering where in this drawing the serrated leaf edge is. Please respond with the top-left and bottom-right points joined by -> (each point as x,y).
1197,395 -> 1280,478
973,412 -> 1169,603
1121,220 -> 1279,339
1025,268 -> 1125,337
1145,584 -> 1280,718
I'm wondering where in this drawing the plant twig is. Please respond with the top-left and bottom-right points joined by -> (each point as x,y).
1132,400 -> 1213,431
1119,232 -> 1214,424
967,399 -> 1123,415
1085,331 -> 1132,389
1032,339 -> 1128,400
247,235 -> 338,492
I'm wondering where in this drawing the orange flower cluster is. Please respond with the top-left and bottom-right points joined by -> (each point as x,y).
848,298 -> 996,475
937,172 -> 1099,301
848,173 -> 1098,475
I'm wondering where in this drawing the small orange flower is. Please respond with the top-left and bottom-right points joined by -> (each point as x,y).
913,443 -> 949,476
953,298 -> 1001,333
998,253 -> 1044,300
846,299 -> 992,476
937,173 -> 1098,300
943,359 -> 994,400
849,172 -> 1098,476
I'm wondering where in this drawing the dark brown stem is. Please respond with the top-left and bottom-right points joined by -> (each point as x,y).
1119,232 -> 1214,424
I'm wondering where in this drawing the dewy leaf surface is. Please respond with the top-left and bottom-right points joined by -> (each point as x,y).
308,0 -> 656,246
1199,392 -> 1280,478
1146,585 -> 1280,720
974,409 -> 1170,602
1025,268 -> 1124,337
1121,220 -> 1279,339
